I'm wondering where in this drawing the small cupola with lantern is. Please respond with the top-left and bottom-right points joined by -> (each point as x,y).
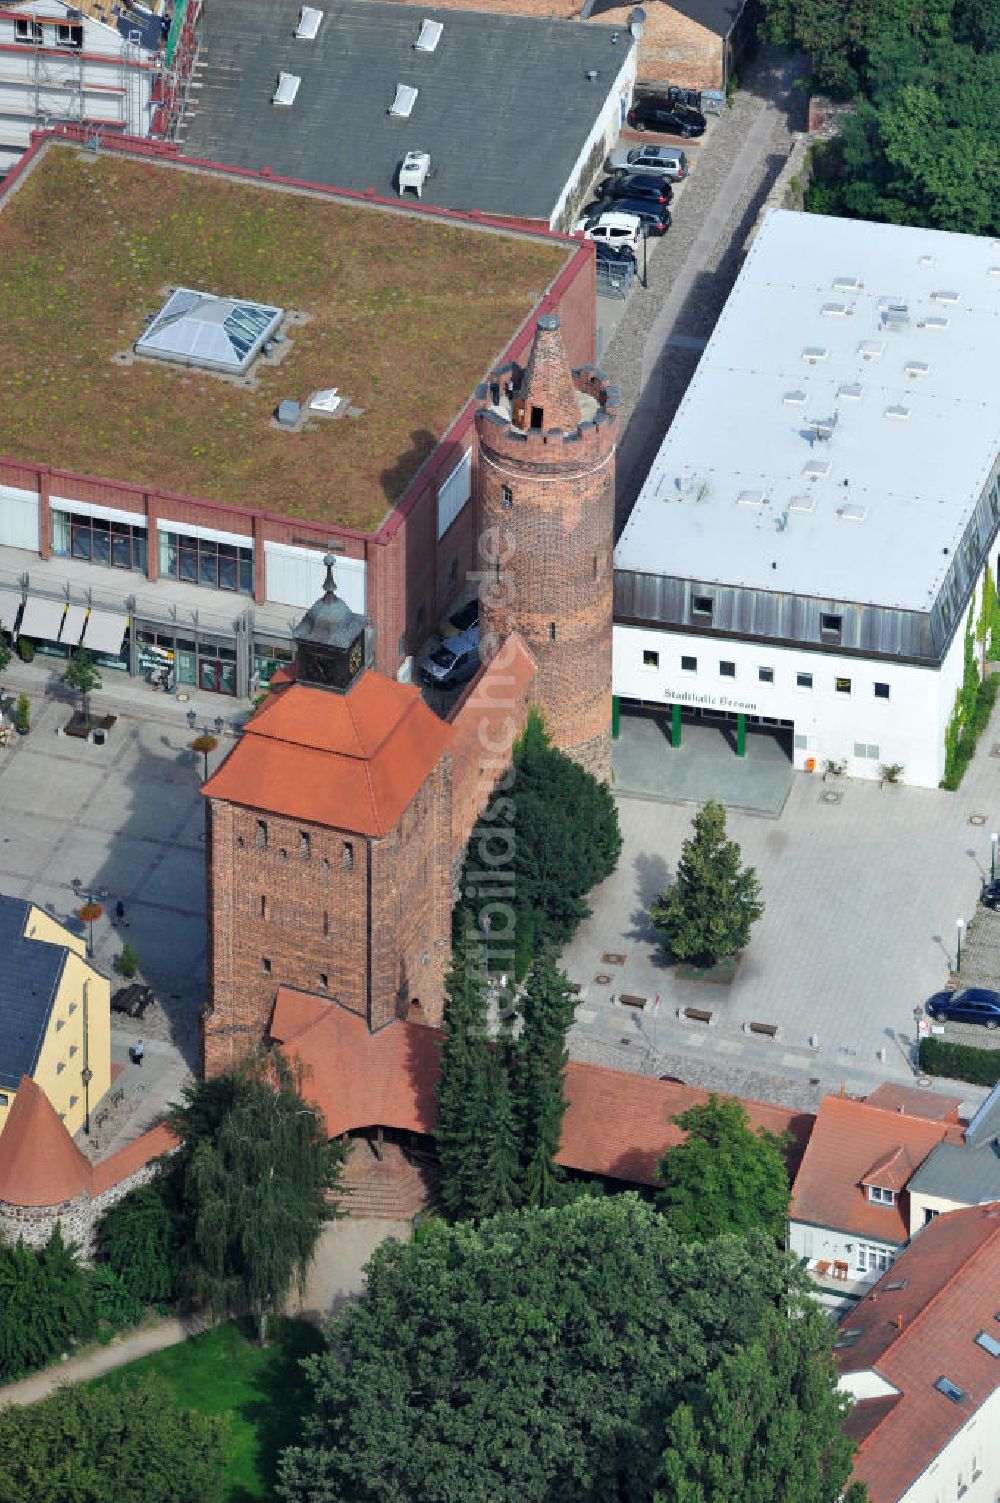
292,553 -> 369,693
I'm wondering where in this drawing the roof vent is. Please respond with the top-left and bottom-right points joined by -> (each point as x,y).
273,72 -> 301,106
414,18 -> 443,51
884,404 -> 910,421
905,360 -> 929,378
839,502 -> 866,521
808,413 -> 838,442
989,266 -> 1000,278
932,289 -> 959,304
294,7 -> 323,39
881,303 -> 909,331
918,254 -> 935,269
398,149 -> 430,198
586,68 -> 599,81
788,493 -> 816,514
276,399 -> 301,428
783,389 -> 806,405
922,315 -> 949,330
858,339 -> 884,361
802,346 -> 828,363
833,276 -> 862,292
838,382 -> 863,400
821,301 -> 848,317
390,83 -> 419,117
737,489 -> 767,508
803,459 -> 830,480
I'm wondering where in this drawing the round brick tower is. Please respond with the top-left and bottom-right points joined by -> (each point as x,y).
475,314 -> 618,779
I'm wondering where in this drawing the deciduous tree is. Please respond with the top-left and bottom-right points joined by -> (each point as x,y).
656,1096 -> 790,1244
62,646 -> 102,726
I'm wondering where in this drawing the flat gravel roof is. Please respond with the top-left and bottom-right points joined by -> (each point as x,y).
617,210 -> 1000,613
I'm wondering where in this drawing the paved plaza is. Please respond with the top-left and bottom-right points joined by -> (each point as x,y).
564,706 -> 1000,1114
613,710 -> 794,815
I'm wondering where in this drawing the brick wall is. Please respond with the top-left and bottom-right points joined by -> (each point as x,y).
0,1156 -> 163,1258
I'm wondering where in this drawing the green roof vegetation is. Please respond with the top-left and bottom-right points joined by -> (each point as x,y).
0,145 -> 569,533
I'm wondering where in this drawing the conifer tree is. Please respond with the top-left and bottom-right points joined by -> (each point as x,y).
516,953 -> 576,1209
435,922 -> 492,1221
650,800 -> 764,968
475,1035 -> 522,1218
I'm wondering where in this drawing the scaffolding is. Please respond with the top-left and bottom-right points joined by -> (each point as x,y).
30,11 -> 85,132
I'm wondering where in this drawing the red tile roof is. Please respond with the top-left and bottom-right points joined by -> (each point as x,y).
202,671 -> 454,837
861,1145 -> 915,1194
271,989 -> 812,1186
837,1205 -> 1000,1503
91,1123 -> 177,1196
0,1076 -> 91,1206
865,1083 -> 962,1122
790,1095 -> 962,1244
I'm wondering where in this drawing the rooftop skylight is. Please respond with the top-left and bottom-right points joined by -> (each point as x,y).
976,1330 -> 1000,1358
934,1376 -> 966,1404
134,289 -> 283,376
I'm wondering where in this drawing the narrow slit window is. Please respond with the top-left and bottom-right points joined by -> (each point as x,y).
343,841 -> 354,870
256,819 -> 268,850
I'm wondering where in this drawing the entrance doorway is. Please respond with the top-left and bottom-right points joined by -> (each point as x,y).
611,703 -> 794,815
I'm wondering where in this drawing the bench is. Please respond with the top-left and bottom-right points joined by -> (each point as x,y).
681,1005 -> 714,1024
618,994 -> 647,1009
747,1020 -> 779,1038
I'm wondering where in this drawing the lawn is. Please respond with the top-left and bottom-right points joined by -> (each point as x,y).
93,1319 -> 323,1502
0,143 -> 569,533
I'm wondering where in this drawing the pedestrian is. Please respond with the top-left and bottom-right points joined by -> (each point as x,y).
134,1038 -> 144,1068
115,899 -> 129,928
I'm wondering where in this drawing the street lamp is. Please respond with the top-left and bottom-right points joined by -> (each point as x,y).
991,832 -> 998,885
956,917 -> 966,973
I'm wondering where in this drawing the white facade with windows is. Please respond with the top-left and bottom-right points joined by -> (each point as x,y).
614,209 -> 1000,789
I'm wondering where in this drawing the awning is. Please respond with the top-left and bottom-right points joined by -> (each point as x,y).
60,603 -> 88,646
82,609 -> 128,656
0,586 -> 21,632
17,595 -> 66,642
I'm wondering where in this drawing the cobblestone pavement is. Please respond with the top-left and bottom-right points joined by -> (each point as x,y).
602,46 -> 809,536
563,705 -> 1000,1119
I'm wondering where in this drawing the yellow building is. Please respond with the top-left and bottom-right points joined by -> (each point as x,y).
0,896 -> 111,1139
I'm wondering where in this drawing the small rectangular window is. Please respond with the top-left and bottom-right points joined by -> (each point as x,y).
343,841 -> 354,870
874,682 -> 890,700
820,613 -> 842,636
975,1330 -> 1000,1358
547,622 -> 556,641
69,1044 -> 78,1058
642,649 -> 659,669
681,655 -> 697,673
797,672 -> 813,689
260,894 -> 267,919
758,667 -> 774,684
56,1062 -> 65,1075
323,910 -> 330,937
719,660 -> 735,678
256,819 -> 268,850
0,1093 -> 8,1107
299,831 -> 311,860
693,594 -> 713,618
319,973 -> 329,989
933,1376 -> 965,1404
867,1185 -> 894,1205
14,18 -> 42,40
56,22 -> 83,47
448,558 -> 458,588
262,957 -> 272,976
836,677 -> 852,694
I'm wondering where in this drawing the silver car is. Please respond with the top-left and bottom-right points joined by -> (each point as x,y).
606,145 -> 688,182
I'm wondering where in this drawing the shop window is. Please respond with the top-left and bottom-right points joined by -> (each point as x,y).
52,509 -> 146,573
796,672 -> 813,689
758,666 -> 774,683
253,643 -> 293,688
720,660 -> 735,678
262,957 -> 272,976
681,655 -> 697,673
836,677 -> 852,694
642,649 -> 659,669
299,831 -> 311,860
693,595 -> 713,619
256,819 -> 268,850
874,682 -> 890,700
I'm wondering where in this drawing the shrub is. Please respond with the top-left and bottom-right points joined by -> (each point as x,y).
88,1264 -> 143,1330
941,675 -> 1000,789
14,693 -> 30,733
16,636 -> 34,663
919,1036 -> 1000,1087
0,1227 -> 95,1383
116,942 -> 140,978
98,1181 -> 181,1306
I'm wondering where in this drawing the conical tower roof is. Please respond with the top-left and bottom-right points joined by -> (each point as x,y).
516,314 -> 580,432
0,1076 -> 92,1206
293,553 -> 366,652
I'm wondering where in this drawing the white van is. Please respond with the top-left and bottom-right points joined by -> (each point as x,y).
606,145 -> 689,182
572,210 -> 643,253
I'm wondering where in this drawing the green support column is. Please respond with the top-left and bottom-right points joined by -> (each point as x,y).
671,702 -> 681,749
736,713 -> 746,758
612,695 -> 621,741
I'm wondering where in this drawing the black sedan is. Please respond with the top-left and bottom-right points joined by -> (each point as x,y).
925,987 -> 1000,1029
981,880 -> 1000,911
598,173 -> 673,206
627,97 -> 706,137
610,198 -> 672,236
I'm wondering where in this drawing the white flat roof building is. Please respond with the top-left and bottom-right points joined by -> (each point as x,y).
613,209 -> 1000,789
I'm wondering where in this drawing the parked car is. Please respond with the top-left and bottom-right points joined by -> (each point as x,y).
598,172 -> 673,206
607,144 -> 689,180
420,627 -> 480,689
925,987 -> 1000,1029
981,880 -> 1000,911
626,97 -> 706,137
445,598 -> 478,636
608,198 -> 671,236
595,240 -> 638,271
572,210 -> 643,253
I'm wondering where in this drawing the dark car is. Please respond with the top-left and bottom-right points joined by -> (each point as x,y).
609,198 -> 672,236
447,598 -> 478,635
627,97 -> 707,137
598,172 -> 673,206
925,987 -> 1000,1029
981,880 -> 1000,911
595,240 -> 638,270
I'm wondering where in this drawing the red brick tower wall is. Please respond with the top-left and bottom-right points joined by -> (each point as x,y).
474,315 -> 618,779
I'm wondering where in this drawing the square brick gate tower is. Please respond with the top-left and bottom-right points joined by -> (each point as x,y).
201,559 -> 455,1075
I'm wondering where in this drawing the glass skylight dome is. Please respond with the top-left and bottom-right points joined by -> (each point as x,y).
134,288 -> 284,374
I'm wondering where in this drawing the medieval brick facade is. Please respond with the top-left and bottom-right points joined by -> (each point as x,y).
475,316 -> 618,780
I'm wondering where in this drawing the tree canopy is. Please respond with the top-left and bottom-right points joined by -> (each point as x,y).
0,1376 -> 228,1503
62,647 -> 102,723
168,1051 -> 345,1341
656,1096 -> 790,1244
277,1196 -> 856,1503
650,800 -> 764,968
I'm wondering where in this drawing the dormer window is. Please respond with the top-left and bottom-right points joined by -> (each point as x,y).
867,1184 -> 895,1205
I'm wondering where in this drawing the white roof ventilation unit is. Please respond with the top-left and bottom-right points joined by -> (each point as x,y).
884,404 -> 911,421
737,489 -> 768,508
801,346 -> 828,364
295,7 -> 323,39
783,389 -> 806,405
821,301 -> 848,317
803,458 -> 830,480
415,18 -> 443,51
858,339 -> 884,361
838,382 -> 863,401
273,72 -> 301,106
905,360 -> 929,378
390,83 -> 419,118
832,275 -> 862,293
399,150 -> 431,198
931,289 -> 959,304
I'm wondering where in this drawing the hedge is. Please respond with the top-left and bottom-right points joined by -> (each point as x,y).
919,1036 -> 1000,1087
